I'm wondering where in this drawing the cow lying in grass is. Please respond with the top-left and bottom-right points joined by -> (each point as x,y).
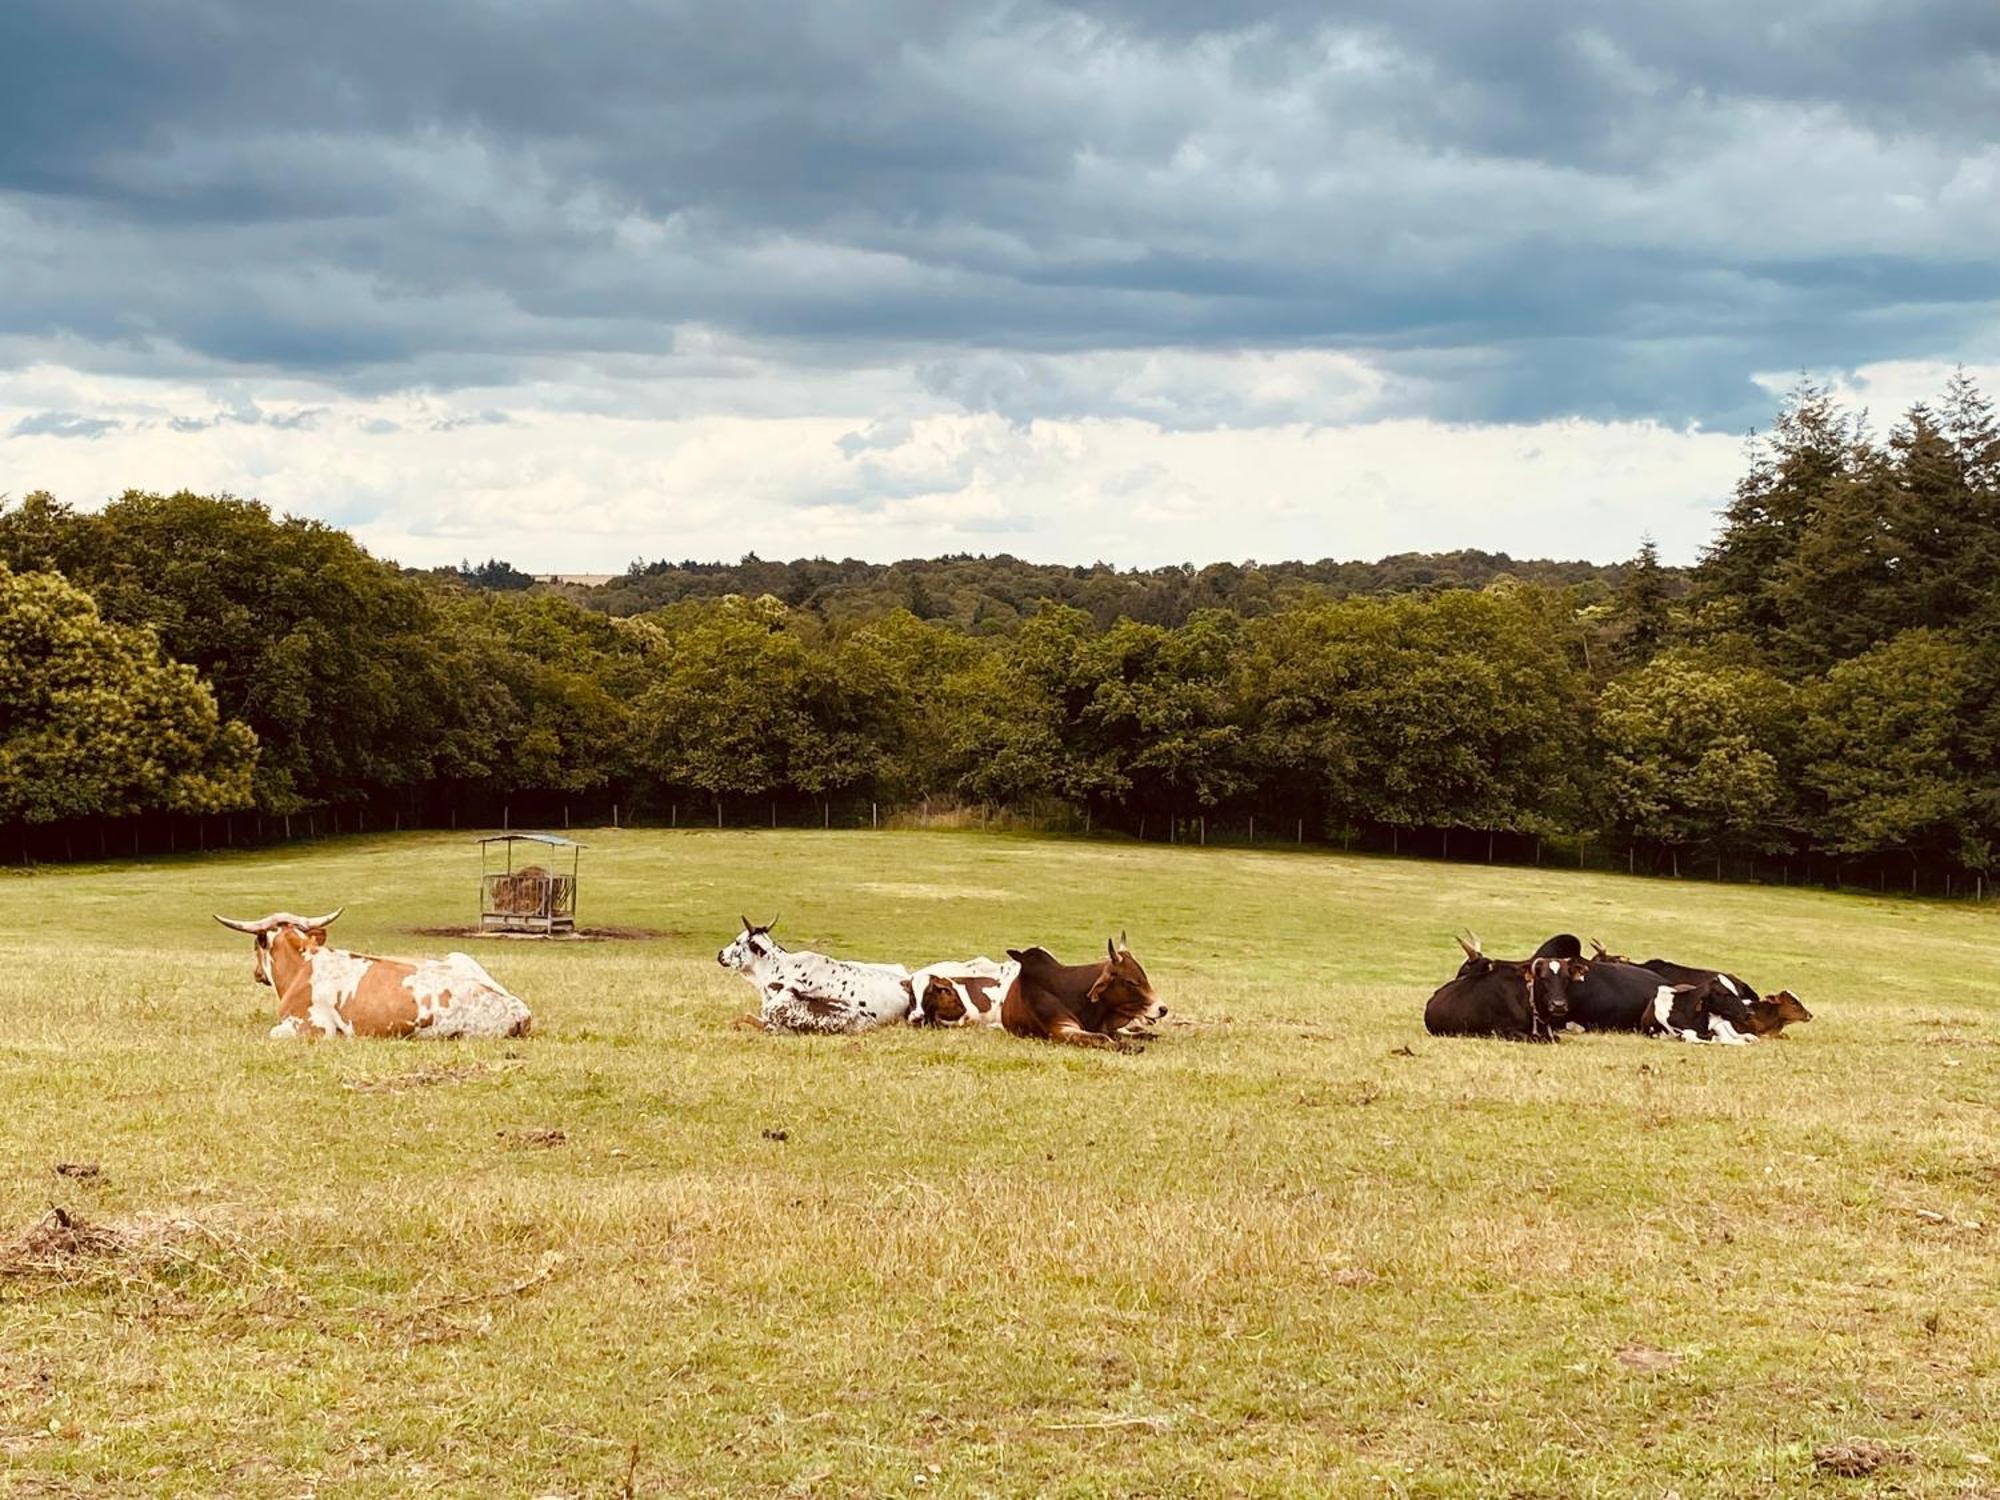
1000,934 -> 1166,1050
718,917 -> 915,1034
1426,935 -> 1584,1041
906,956 -> 1019,1027
215,909 -> 533,1040
1588,939 -> 1815,1040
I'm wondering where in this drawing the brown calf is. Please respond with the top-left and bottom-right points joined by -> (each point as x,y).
1000,934 -> 1166,1050
1742,989 -> 1814,1036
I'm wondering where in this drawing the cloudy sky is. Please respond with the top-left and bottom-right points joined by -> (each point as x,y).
3,2 -> 1996,570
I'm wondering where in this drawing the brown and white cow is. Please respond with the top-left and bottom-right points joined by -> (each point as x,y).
215,909 -> 533,1040
905,956 -> 1018,1027
1000,934 -> 1166,1050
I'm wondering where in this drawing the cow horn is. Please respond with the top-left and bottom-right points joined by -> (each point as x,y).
1118,928 -> 1129,951
1455,930 -> 1482,960
741,914 -> 753,931
214,908 -> 342,935
1107,936 -> 1118,961
1589,938 -> 1608,960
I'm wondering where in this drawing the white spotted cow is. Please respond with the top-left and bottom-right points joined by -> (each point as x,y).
215,909 -> 533,1040
718,917 -> 914,1034
905,956 -> 1019,1027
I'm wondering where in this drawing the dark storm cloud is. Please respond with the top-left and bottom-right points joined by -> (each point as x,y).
1,0 -> 1995,428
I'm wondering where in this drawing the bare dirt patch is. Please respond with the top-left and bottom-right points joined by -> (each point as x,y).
0,1207 -> 203,1285
499,1126 -> 568,1149
1813,1439 -> 1906,1477
411,925 -> 668,942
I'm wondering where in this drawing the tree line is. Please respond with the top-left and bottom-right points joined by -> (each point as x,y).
4,371 -> 1998,893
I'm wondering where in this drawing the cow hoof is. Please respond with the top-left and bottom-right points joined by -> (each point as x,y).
730,1013 -> 768,1032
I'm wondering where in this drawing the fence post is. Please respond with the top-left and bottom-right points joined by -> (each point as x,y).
771,801 -> 777,829
872,802 -> 879,830
1296,818 -> 1302,844
1199,816 -> 1206,846
717,800 -> 723,829
1248,815 -> 1254,844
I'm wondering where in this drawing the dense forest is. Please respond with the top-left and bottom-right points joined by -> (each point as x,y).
559,549 -> 1641,631
5,374 -> 1998,895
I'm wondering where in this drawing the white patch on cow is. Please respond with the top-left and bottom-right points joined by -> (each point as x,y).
1564,1022 -> 1583,1034
1706,1016 -> 1753,1046
1650,986 -> 1677,1033
1718,974 -> 1741,997
402,952 -> 532,1038
269,1015 -> 304,1040
305,947 -> 372,1038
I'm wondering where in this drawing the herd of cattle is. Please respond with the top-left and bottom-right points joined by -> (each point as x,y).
1425,932 -> 1813,1044
210,909 -> 1809,1047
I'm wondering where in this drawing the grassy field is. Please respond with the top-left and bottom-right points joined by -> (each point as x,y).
2,828 -> 1998,1497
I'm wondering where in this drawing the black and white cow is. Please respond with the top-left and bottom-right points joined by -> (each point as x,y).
1591,941 -> 1814,1039
717,918 -> 913,1034
1566,956 -> 1743,1044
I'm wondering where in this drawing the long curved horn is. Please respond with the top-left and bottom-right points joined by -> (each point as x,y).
742,914 -> 753,932
1455,929 -> 1482,960
213,908 -> 342,935
1589,938 -> 1608,960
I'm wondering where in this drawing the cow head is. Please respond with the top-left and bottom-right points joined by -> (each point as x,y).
1747,988 -> 1813,1035
917,974 -> 968,1026
1087,933 -> 1167,1028
1529,954 -> 1585,1029
214,909 -> 343,986
717,915 -> 781,971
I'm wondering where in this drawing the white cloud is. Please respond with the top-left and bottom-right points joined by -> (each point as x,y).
2,357 -> 1741,569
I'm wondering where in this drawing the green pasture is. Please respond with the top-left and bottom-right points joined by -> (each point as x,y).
2,829 -> 1997,1497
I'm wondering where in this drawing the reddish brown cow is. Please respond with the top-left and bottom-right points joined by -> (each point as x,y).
1000,934 -> 1166,1050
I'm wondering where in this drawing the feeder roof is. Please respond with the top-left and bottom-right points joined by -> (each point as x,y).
476,832 -> 585,848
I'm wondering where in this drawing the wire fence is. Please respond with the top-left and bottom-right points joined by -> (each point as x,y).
5,795 -> 1992,903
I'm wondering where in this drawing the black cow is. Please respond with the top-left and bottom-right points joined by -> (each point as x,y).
1425,951 -> 1581,1041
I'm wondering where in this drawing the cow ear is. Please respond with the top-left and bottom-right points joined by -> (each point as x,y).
1005,948 -> 1025,963
306,926 -> 328,943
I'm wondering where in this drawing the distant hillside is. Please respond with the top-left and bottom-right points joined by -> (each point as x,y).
532,550 -> 1653,631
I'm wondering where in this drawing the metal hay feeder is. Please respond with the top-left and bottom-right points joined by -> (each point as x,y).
478,832 -> 583,934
